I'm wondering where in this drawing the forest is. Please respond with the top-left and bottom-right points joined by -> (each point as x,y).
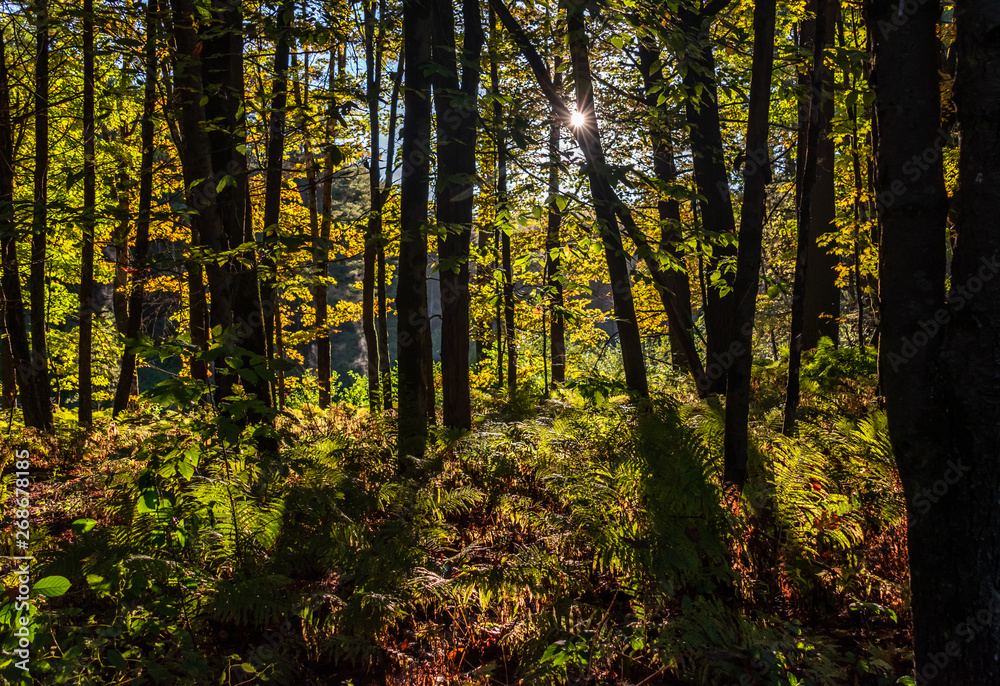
0,0 -> 997,682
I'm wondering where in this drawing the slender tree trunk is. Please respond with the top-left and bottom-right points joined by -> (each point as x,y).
432,0 -> 482,428
27,0 -> 54,431
113,0 -> 157,416
566,7 -> 648,397
722,0 -> 776,488
379,52 -> 402,410
398,0 -> 433,459
680,5 -> 737,394
489,7 -> 506,391
79,0 -> 96,424
1,33 -> 48,425
112,167 -> 130,335
260,0 -> 293,407
782,0 -> 827,435
639,40 -> 695,371
873,0 -> 1000,682
545,53 -> 565,387
801,0 -> 840,349
364,0 -> 386,411
315,52 -> 337,408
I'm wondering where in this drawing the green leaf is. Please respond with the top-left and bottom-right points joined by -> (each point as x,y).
71,518 -> 97,534
33,576 -> 71,598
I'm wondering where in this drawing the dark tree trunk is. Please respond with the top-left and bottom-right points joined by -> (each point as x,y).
873,0 -> 1000,682
566,8 -> 648,397
432,0 -> 482,428
112,168 -> 130,336
27,0 -> 54,431
364,0 -> 384,411
315,54 -> 337,408
638,40 -> 695,371
397,0 -> 434,459
1,33 -> 48,426
113,0 -> 158,416
170,0 -> 236,395
801,0 -> 840,349
722,0 -> 776,488
545,53 -> 565,387
680,5 -> 737,394
79,0 -> 96,424
260,0 -> 293,407
782,0 -> 827,435
379,52 -> 402,410
202,0 -> 271,409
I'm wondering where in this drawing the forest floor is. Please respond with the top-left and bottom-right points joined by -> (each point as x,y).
2,348 -> 914,685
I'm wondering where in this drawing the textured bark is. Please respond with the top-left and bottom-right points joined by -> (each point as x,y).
1,33 -> 49,427
364,0 -> 384,411
801,0 -> 840,349
874,0 -> 1000,682
78,0 -> 96,424
566,8 -> 648,397
638,40 -> 695,371
679,4 -> 736,394
545,53 -> 565,387
782,0 -> 827,435
261,0 -> 293,407
722,0 -> 776,488
432,0 -> 482,428
28,0 -> 54,431
397,0 -> 433,459
112,0 -> 157,415
113,0 -> 157,416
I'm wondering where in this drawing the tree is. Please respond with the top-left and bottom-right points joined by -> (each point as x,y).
29,0 -> 54,432
873,0 -> 1000,680
544,45 -> 565,386
432,0 -> 483,428
1,29 -> 50,429
364,0 -> 386,411
113,0 -> 158,416
78,0 -> 96,424
397,0 -> 434,459
722,0 -> 776,488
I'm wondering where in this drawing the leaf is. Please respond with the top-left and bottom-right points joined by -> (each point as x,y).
34,576 -> 71,598
72,518 -> 97,534
610,35 -> 625,50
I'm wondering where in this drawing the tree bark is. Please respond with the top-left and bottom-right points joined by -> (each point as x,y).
260,0 -> 293,407
79,0 -> 96,424
364,0 -> 384,411
566,7 -> 648,397
545,51 -> 565,387
113,0 -> 158,416
801,0 -> 840,349
679,3 -> 737,394
432,0 -> 482,428
27,0 -> 55,431
782,0 -> 827,435
1,32 -> 49,427
873,0 -> 1000,681
315,52 -> 337,408
722,0 -> 776,488
397,0 -> 434,460
379,52 -> 402,410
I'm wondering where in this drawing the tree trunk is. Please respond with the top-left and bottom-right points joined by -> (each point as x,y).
26,0 -> 55,431
315,52 -> 337,408
432,0 -> 482,428
397,0 -> 434,460
545,53 -> 565,387
782,0 -> 827,435
113,0 -> 157,416
800,0 -> 840,349
260,0 -> 293,407
722,0 -> 776,488
680,5 -> 737,394
79,0 -> 96,424
873,0 -> 1000,682
639,40 -> 695,371
1,33 -> 49,427
364,0 -> 383,411
379,51 -> 402,410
